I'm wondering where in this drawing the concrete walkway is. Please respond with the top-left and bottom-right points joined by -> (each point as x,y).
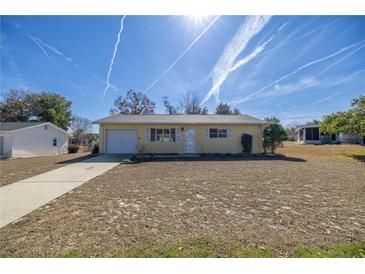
0,155 -> 122,228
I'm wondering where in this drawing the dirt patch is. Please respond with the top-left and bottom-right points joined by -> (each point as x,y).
0,153 -> 91,187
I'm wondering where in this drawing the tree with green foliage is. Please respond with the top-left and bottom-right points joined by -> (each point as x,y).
215,102 -> 241,115
264,116 -> 281,124
320,95 -> 365,136
29,92 -> 72,129
0,90 -> 72,129
232,107 -> 241,115
0,90 -> 31,122
215,102 -> 231,114
110,90 -> 156,115
263,117 -> 288,154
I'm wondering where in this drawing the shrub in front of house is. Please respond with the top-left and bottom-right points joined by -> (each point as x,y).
68,144 -> 80,153
241,133 -> 253,154
91,143 -> 99,154
263,123 -> 287,154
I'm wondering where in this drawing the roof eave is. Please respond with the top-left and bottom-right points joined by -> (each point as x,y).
93,121 -> 266,125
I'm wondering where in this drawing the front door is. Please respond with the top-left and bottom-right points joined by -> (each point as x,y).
184,128 -> 196,153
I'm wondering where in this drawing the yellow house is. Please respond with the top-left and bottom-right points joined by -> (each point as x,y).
93,114 -> 266,154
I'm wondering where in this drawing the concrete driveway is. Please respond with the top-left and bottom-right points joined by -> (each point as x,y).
0,155 -> 122,228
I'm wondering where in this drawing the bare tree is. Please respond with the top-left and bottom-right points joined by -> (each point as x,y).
179,94 -> 208,115
110,90 -> 156,115
70,116 -> 92,145
162,96 -> 179,114
162,94 -> 208,114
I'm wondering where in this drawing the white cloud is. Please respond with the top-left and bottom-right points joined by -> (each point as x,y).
200,16 -> 272,105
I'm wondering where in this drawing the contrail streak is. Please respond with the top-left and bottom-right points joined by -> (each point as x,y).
314,44 -> 365,77
278,21 -> 288,31
29,35 -> 51,60
28,34 -> 119,92
231,41 -> 365,105
29,35 -> 87,96
252,16 -> 347,60
201,16 -> 272,105
102,15 -> 126,99
143,16 -> 220,93
230,35 -> 274,73
309,68 -> 365,106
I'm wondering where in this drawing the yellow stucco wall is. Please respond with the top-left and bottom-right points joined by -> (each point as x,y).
99,123 -> 264,154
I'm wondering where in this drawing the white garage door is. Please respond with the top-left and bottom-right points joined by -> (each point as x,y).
106,129 -> 138,154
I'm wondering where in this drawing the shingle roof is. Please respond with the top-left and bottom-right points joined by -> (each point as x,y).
93,114 -> 266,125
0,122 -> 45,131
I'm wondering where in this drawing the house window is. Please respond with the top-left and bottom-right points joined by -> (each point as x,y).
150,128 -> 176,142
52,138 -> 57,146
209,128 -> 228,138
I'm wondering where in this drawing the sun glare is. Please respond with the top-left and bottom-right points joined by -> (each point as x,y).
188,15 -> 208,24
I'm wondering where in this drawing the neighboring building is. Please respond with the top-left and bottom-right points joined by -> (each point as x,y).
0,122 -> 71,158
296,124 -> 364,145
93,114 -> 266,154
296,124 -> 322,144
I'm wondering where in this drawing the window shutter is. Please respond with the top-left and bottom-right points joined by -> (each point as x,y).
227,128 -> 232,140
145,128 -> 150,143
175,128 -> 180,143
205,128 -> 210,139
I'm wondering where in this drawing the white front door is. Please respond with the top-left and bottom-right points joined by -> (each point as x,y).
106,129 -> 138,154
184,128 -> 196,153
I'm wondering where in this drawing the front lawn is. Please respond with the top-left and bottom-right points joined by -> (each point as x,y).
0,143 -> 364,257
0,153 -> 91,186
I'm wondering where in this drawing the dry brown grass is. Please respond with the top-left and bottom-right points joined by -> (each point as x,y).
278,141 -> 365,161
0,143 -> 364,257
0,153 -> 90,187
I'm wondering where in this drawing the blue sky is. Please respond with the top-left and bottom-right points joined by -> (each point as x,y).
1,15 -> 364,127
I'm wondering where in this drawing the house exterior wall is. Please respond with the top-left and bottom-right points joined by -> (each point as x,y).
11,125 -> 69,157
99,123 -> 264,154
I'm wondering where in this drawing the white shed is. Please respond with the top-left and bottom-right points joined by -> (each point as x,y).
296,124 -> 322,144
0,122 -> 71,158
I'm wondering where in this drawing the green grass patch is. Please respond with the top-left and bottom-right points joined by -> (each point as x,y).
2,240 -> 364,258
345,151 -> 365,162
114,240 -> 365,258
115,238 -> 279,258
293,244 -> 365,258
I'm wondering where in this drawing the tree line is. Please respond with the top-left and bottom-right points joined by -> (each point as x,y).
1,89 -> 242,127
0,90 -> 93,146
109,89 -> 241,115
1,89 -> 363,153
